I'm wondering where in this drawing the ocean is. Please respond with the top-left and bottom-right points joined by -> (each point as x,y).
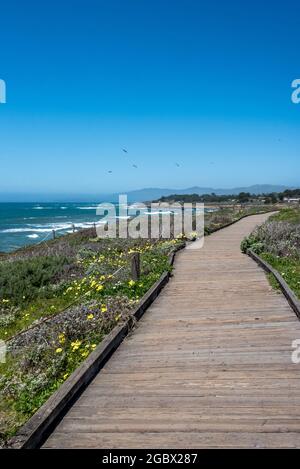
0,202 -> 105,253
0,202 -> 211,253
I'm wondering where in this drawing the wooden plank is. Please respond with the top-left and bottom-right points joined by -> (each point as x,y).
44,432 -> 300,448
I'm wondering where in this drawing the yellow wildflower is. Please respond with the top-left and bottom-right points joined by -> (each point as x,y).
128,280 -> 135,287
55,348 -> 63,354
101,306 -> 107,313
87,313 -> 94,320
58,333 -> 65,344
70,339 -> 82,351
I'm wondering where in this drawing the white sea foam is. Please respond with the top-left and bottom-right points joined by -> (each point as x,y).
1,220 -> 107,234
2,228 -> 52,233
27,234 -> 39,239
1,223 -> 73,233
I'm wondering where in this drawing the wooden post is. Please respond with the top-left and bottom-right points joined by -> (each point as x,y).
52,229 -> 56,239
131,252 -> 140,280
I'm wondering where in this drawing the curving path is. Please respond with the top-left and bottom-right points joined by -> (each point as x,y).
44,213 -> 300,448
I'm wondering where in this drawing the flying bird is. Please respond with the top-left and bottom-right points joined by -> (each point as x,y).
122,148 -> 128,153
108,170 -> 113,173
132,164 -> 138,168
175,163 -> 180,167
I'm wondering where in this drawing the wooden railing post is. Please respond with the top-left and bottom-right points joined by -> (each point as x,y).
131,252 -> 140,280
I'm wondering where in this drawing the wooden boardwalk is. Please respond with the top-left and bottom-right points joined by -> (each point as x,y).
44,213 -> 300,448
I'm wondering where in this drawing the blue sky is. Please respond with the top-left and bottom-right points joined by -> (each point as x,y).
0,0 -> 299,197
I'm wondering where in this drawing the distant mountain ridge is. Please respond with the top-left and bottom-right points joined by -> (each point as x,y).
122,184 -> 292,202
0,185 -> 293,203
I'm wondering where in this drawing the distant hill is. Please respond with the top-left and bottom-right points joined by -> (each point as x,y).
121,184 -> 291,202
0,185 -> 293,203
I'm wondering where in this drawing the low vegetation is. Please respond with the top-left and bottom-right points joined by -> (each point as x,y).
241,208 -> 300,298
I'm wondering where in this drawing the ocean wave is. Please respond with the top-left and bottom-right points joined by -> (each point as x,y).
27,234 -> 39,239
1,223 -> 73,233
1,220 -> 106,234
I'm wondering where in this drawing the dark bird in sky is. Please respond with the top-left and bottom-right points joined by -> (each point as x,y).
122,148 -> 128,153
132,164 -> 138,168
108,170 -> 113,173
175,163 -> 180,167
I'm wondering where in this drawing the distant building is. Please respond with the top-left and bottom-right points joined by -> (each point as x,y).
283,197 -> 300,204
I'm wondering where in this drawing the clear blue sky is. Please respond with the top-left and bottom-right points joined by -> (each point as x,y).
0,0 -> 299,196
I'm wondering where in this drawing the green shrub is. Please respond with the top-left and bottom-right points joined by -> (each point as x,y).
0,256 -> 69,304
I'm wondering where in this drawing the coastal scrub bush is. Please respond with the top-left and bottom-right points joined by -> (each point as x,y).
241,208 -> 300,301
246,221 -> 300,258
0,256 -> 70,304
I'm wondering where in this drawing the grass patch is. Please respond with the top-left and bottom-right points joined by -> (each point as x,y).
269,208 -> 300,223
261,253 -> 300,299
